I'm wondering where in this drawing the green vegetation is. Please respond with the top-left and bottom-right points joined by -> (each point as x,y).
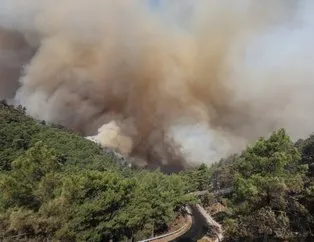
211,129 -> 314,241
1,101 -> 314,241
0,102 -> 194,241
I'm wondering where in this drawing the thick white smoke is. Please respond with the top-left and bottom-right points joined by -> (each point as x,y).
0,0 -> 314,169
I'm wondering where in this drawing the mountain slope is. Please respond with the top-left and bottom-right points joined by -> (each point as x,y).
0,101 -> 194,241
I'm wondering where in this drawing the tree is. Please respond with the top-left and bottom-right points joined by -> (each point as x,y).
127,171 -> 194,239
295,135 -> 314,236
181,163 -> 212,193
54,170 -> 136,241
0,142 -> 61,210
224,129 -> 311,241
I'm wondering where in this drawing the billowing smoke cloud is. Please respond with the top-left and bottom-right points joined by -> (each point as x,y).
0,0 -> 313,169
0,27 -> 33,100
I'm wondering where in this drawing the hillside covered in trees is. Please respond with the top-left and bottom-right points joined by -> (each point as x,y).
0,101 -> 195,241
0,101 -> 314,241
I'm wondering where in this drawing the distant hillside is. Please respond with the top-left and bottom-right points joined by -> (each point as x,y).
0,101 -> 122,171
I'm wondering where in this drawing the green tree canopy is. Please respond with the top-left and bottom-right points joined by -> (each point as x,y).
223,129 -> 312,241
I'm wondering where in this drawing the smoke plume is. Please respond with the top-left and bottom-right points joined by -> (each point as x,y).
0,0 -> 314,169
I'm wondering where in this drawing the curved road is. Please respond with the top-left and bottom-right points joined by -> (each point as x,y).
140,188 -> 230,242
170,205 -> 208,242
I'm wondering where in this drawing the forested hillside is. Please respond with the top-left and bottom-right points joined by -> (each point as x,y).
0,101 -> 194,241
1,101 -> 314,241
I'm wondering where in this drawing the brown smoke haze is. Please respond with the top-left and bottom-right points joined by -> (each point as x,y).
1,0 -> 314,169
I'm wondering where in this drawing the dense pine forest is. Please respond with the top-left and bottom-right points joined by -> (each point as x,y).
0,101 -> 194,241
0,101 -> 313,241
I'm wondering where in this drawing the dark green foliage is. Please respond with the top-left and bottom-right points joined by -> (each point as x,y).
180,163 -> 213,193
219,129 -> 314,241
297,135 -> 314,177
211,154 -> 238,191
0,102 -> 118,172
0,103 -> 193,241
295,135 -> 314,236
2,102 -> 314,241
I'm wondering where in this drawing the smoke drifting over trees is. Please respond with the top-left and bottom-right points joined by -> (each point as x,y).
1,0 -> 314,168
